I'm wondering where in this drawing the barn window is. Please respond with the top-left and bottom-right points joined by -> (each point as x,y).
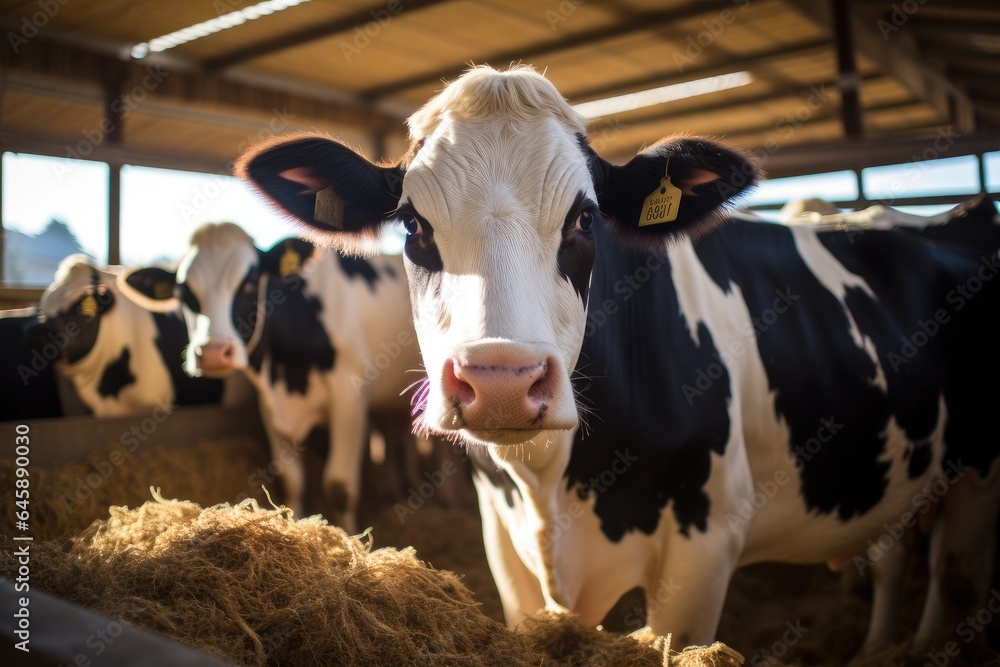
984,151 -> 1000,194
1,153 -> 109,286
743,170 -> 859,208
861,155 -> 981,201
119,165 -> 293,267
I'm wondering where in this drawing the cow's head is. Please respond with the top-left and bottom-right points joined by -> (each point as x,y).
24,255 -> 116,364
237,66 -> 759,447
121,222 -> 315,377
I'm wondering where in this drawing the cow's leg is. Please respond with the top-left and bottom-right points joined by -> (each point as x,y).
258,407 -> 306,518
858,527 -> 911,655
645,528 -> 740,646
913,460 -> 1000,654
475,482 -> 545,627
322,374 -> 367,534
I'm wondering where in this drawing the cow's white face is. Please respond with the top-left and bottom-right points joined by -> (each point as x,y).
177,225 -> 260,376
236,66 -> 759,450
399,114 -> 595,445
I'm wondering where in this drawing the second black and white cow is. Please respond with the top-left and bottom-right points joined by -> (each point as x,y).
123,223 -> 420,531
22,255 -> 228,418
236,67 -> 1000,656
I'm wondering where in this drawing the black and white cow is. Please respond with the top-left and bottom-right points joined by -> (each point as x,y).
122,223 -> 420,531
22,255 -> 229,418
235,66 -> 1000,655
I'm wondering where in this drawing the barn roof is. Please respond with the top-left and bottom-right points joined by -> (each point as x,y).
1,0 -> 998,177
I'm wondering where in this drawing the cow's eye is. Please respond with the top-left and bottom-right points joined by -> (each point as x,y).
399,213 -> 422,237
575,210 -> 595,233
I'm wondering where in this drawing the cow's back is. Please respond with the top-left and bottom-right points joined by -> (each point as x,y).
567,216 -> 1000,559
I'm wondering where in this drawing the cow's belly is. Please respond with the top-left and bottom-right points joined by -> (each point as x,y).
737,417 -> 948,566
256,368 -> 331,443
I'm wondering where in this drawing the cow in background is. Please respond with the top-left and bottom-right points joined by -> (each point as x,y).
122,223 -> 421,531
21,255 -> 233,418
236,66 -> 1000,658
779,197 -> 841,223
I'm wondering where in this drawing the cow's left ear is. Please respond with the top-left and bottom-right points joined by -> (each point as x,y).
236,133 -> 403,256
117,267 -> 180,313
259,238 -> 316,278
587,136 -> 762,250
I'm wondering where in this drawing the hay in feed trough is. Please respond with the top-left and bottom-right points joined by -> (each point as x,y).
0,494 -> 742,666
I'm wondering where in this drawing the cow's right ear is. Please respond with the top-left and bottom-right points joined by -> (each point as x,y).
236,133 -> 403,256
117,267 -> 179,313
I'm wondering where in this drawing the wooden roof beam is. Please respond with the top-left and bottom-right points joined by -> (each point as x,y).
785,0 -> 977,134
361,0 -> 734,100
203,0 -> 454,71
564,38 -> 830,105
586,74 -> 886,134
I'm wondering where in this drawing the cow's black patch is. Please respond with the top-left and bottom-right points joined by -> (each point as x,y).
400,205 -> 444,323
25,291 -> 113,365
908,441 -> 933,479
565,220 -> 731,540
693,220 -> 893,520
826,220 -> 1000,478
151,311 -> 224,406
337,254 -> 380,292
230,267 -> 260,345
98,347 -> 136,398
0,315 -> 63,420
248,275 -> 336,395
557,191 -> 597,303
178,281 -> 202,314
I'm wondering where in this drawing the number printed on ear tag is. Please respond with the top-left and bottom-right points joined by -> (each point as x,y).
639,164 -> 682,227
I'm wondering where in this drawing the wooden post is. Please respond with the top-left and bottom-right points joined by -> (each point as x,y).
100,58 -> 126,265
832,0 -> 863,138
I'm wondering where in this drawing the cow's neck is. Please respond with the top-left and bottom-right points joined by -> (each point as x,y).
486,429 -> 573,481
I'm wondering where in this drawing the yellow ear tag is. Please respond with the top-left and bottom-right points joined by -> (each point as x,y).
638,161 -> 682,227
80,295 -> 98,318
280,245 -> 302,277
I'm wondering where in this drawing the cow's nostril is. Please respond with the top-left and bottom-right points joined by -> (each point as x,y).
221,343 -> 234,359
526,360 -> 552,401
443,359 -> 476,405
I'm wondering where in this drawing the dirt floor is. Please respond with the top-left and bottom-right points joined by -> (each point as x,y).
2,429 -> 999,666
